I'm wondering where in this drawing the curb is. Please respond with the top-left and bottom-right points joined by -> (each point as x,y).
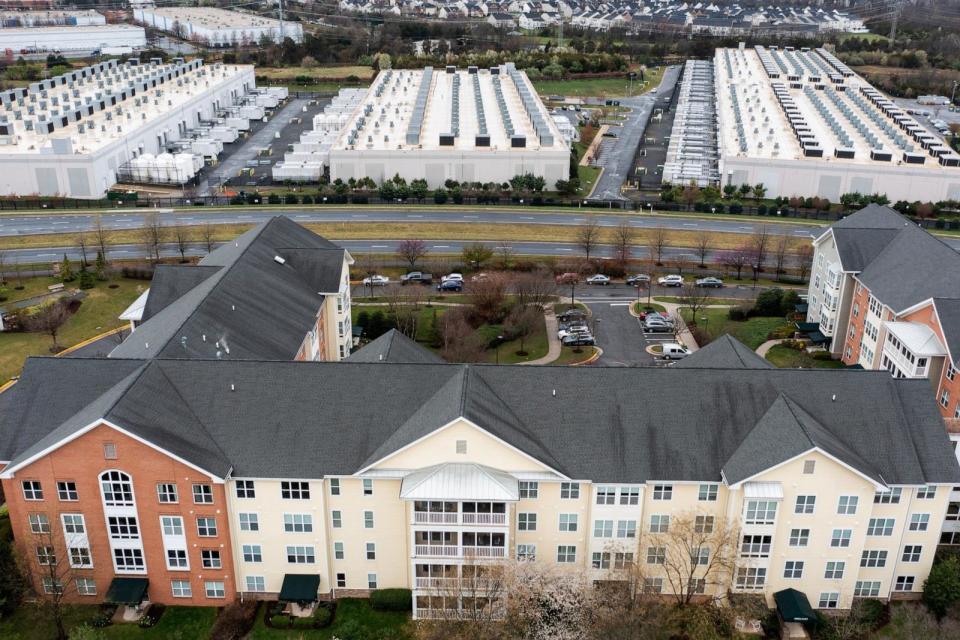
57,326 -> 125,356
571,347 -> 603,366
0,379 -> 16,394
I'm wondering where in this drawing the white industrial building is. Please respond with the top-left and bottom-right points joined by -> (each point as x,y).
0,24 -> 146,54
711,44 -> 960,202
0,58 -> 262,197
0,10 -> 106,27
133,7 -> 303,46
326,64 -> 570,187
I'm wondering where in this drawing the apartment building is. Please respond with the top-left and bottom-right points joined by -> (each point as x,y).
1,335 -> 957,617
114,216 -> 354,362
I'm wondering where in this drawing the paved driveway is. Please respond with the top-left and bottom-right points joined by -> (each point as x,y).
585,300 -> 655,366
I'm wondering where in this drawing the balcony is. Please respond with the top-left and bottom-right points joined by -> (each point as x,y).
414,512 -> 459,525
415,577 -> 496,590
463,546 -> 505,558
415,545 -> 460,558
462,513 -> 506,525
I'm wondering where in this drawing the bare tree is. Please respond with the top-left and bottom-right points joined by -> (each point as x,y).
200,222 -> 217,254
612,221 -> 635,266
385,285 -> 424,340
694,231 -> 712,268
24,299 -> 72,351
512,270 -> 558,311
140,212 -> 166,261
671,253 -> 693,276
0,248 -> 6,284
796,243 -> 814,283
720,246 -> 752,281
748,225 -> 770,273
438,307 -> 486,363
75,231 -> 89,267
576,216 -> 601,261
18,519 -> 81,640
397,239 -> 429,269
681,183 -> 699,210
468,274 -> 509,324
172,225 -> 192,263
504,305 -> 541,357
677,285 -> 712,327
772,236 -> 789,281
495,243 -> 515,270
646,226 -> 669,266
462,242 -> 494,271
93,214 -> 109,262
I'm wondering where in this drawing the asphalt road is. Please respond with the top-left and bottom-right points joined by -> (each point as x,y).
584,301 -> 656,366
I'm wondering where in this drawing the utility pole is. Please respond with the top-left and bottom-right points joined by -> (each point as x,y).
888,0 -> 904,45
558,17 -> 563,50
278,0 -> 284,42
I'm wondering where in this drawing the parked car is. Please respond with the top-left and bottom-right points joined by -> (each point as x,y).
644,318 -> 674,333
586,274 -> 611,286
442,273 -> 464,283
657,275 -> 684,287
557,308 -> 588,323
660,342 -> 690,360
362,275 -> 390,286
640,311 -> 672,323
626,274 -> 651,286
556,272 -> 580,285
437,280 -> 463,292
558,325 -> 590,340
695,277 -> 724,288
470,272 -> 490,282
400,271 -> 433,285
562,333 -> 595,346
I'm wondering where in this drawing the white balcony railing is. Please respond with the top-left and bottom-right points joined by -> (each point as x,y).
461,513 -> 506,525
413,512 -> 459,524
415,608 -> 506,620
415,577 -> 496,590
414,545 -> 459,557
463,546 -> 506,558
413,512 -> 507,526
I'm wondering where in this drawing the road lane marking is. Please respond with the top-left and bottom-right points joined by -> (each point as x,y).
609,303 -> 631,306
371,245 -> 388,248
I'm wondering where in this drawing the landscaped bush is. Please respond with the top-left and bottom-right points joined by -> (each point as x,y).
812,351 -> 834,361
313,606 -> 333,628
267,193 -> 281,205
292,615 -> 315,630
370,588 -> 412,612
857,598 -> 888,629
728,307 -> 749,321
269,614 -> 291,629
89,614 -> 112,628
210,600 -> 259,640
285,193 -> 299,205
230,196 -> 245,205
779,339 -> 807,351
301,194 -> 313,204
120,266 -> 154,280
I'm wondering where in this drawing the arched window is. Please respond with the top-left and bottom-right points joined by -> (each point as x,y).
100,470 -> 134,507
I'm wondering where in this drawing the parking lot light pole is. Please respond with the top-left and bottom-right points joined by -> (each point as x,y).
496,335 -> 504,365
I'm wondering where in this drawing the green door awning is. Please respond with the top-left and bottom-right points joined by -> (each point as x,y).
775,588 -> 815,623
105,577 -> 149,605
279,574 -> 320,603
807,331 -> 830,344
795,322 -> 819,332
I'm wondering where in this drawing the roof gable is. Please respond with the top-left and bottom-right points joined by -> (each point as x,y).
675,335 -> 772,369
347,329 -> 445,364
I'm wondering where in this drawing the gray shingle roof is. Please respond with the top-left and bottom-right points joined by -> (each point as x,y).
2,358 -> 957,486
110,217 -> 347,361
141,265 -> 221,322
347,329 -> 445,364
934,298 -> 960,364
675,335 -> 772,369
831,228 -> 901,273
833,204 -> 909,230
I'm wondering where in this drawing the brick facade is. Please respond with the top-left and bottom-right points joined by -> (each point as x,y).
1,423 -> 235,606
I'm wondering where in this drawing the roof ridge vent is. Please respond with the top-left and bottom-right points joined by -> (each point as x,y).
274,255 -> 286,265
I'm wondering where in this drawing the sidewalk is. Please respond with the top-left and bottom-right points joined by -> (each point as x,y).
520,305 -> 562,366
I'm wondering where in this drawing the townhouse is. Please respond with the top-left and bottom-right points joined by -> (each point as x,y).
0,331 -> 957,617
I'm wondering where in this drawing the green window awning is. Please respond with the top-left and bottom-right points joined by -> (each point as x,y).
795,322 -> 819,332
279,574 -> 320,603
775,588 -> 815,623
105,577 -> 149,605
807,331 -> 830,344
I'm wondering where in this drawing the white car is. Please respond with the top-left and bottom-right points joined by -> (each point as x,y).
442,273 -> 463,283
558,325 -> 590,340
660,342 -> 690,360
657,275 -> 684,287
362,275 -> 390,286
586,274 -> 611,286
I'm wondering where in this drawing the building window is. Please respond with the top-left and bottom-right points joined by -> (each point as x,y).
831,529 -> 852,547
167,549 -> 188,569
22,480 -> 43,501
795,495 -> 816,514
695,515 -> 714,534
560,482 -> 580,499
652,484 -> 673,500
283,513 -> 313,533
363,511 -> 374,529
744,500 -> 777,525
895,576 -> 915,592
62,514 -> 85,535
366,542 -> 376,560
455,440 -> 467,454
789,528 -> 810,547
246,576 -> 265,593
100,471 -> 133,506
157,483 -> 178,503
76,578 -> 96,596
783,561 -> 804,579
557,545 -> 576,563
160,516 -> 183,536
596,486 -> 615,505
803,460 -> 816,474
363,479 -> 373,496
614,553 -> 634,570
172,580 -> 192,598
192,484 -> 213,504
874,487 -> 902,504
740,535 -> 772,558
334,542 -> 344,560
107,516 -> 139,540
281,481 -> 310,500
29,513 -> 50,534
837,495 -> 858,515
593,520 -> 613,538
57,481 -> 78,501
619,487 -> 640,505
854,581 -> 881,597
646,546 -> 666,565
691,548 -> 709,566
69,547 -> 92,568
644,577 -> 664,593
818,592 -> 840,609
860,550 -> 888,568
41,578 -> 63,595
917,486 -> 936,500
36,546 -> 56,566
559,513 -> 578,532
902,545 -> 922,563
332,511 -> 342,528
114,548 -> 145,571
336,573 -> 346,588
867,518 -> 895,536
103,443 -> 117,460
235,480 -> 255,499
286,546 -> 316,564
330,479 -> 340,496
239,513 -> 259,531
205,581 -> 226,599
367,573 -> 378,589
824,561 -> 845,580
735,567 -> 766,590
201,550 -> 222,569
517,544 -> 536,561
617,520 -> 637,538
909,514 -> 930,532
519,481 -> 538,499
592,552 -> 611,569
518,513 -> 537,531
197,517 -> 217,537
650,514 -> 670,533
698,484 -> 718,501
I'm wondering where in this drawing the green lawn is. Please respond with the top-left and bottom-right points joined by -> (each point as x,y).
577,164 -> 601,197
682,308 -> 790,350
552,345 -> 598,365
653,296 -> 743,305
0,276 -> 146,383
533,75 -> 652,98
764,344 -> 846,369
0,604 -> 215,640
249,599 -> 410,640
